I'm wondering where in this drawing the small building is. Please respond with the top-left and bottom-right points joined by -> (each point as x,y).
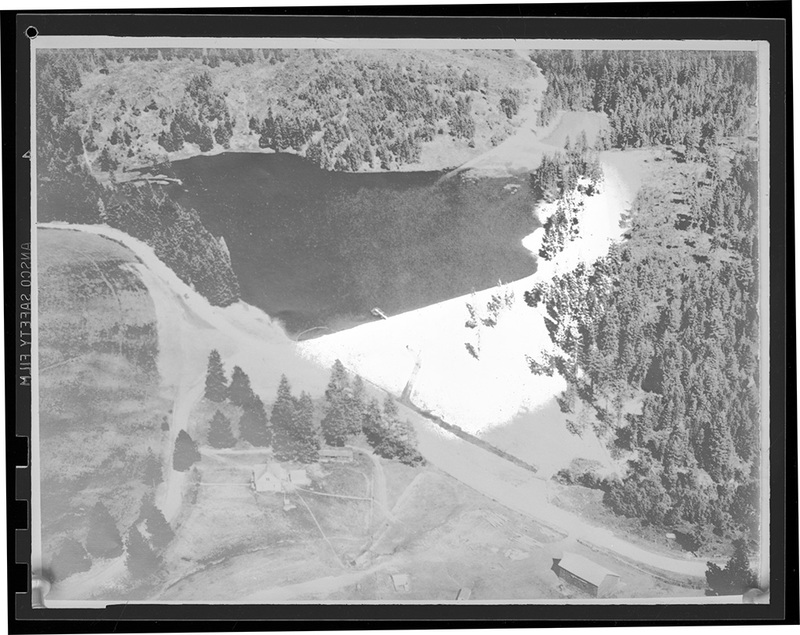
289,469 -> 311,487
551,552 -> 620,598
268,463 -> 288,481
391,573 -> 410,593
319,447 -> 354,464
456,587 -> 472,601
252,464 -> 283,493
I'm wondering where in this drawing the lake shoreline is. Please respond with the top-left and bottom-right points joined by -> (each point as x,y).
161,152 -> 542,336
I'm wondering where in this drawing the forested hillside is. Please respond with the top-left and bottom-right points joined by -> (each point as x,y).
37,50 -> 240,305
531,50 -> 757,151
525,49 -> 761,551
57,47 -> 533,173
36,48 -> 535,307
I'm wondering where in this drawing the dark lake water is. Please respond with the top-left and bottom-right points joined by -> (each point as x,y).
164,153 -> 539,336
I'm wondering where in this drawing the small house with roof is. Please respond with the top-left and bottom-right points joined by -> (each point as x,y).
551,552 -> 620,598
252,464 -> 282,493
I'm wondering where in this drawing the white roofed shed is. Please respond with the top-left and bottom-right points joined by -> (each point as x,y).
551,552 -> 620,598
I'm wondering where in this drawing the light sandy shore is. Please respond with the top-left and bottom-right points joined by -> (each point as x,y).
299,152 -> 641,457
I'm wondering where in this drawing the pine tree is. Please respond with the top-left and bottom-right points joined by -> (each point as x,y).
271,375 -> 296,456
239,395 -> 271,447
204,349 -> 227,402
207,410 -> 236,449
214,111 -> 233,148
139,496 -> 174,552
321,360 -> 361,445
703,416 -> 734,483
143,450 -> 163,488
380,397 -> 424,464
321,398 -> 352,447
170,116 -> 186,150
352,375 -> 365,407
291,392 -> 322,463
364,396 -> 424,465
706,538 -> 758,595
85,502 -> 123,559
344,376 -> 366,437
228,366 -> 255,408
362,398 -> 384,448
125,525 -> 161,579
172,430 -> 201,471
197,118 -> 214,152
97,146 -> 118,172
387,418 -> 424,466
158,129 -> 175,152
51,538 -> 92,581
683,125 -> 701,162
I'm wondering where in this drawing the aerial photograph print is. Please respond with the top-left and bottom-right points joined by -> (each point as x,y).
31,36 -> 770,605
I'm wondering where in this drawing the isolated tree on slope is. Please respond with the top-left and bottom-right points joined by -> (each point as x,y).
228,366 -> 256,408
85,502 -> 123,559
138,495 -> 174,552
204,349 -> 227,402
207,410 -> 236,449
125,525 -> 161,579
239,395 -> 271,447
172,430 -> 201,471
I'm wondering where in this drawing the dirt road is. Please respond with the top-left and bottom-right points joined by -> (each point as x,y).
397,399 -> 716,578
132,263 -> 209,522
348,446 -> 397,523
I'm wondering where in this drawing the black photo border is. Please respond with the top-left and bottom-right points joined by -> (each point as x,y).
3,3 -> 795,631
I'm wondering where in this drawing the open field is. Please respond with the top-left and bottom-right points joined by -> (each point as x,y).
155,448 -> 700,602
37,228 -> 170,585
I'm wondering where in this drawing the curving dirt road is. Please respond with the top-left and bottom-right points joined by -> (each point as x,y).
348,445 -> 397,523
396,397 -> 717,578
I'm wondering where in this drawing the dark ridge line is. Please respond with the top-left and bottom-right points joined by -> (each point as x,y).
398,395 -> 540,476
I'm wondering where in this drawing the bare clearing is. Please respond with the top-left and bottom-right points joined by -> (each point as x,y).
37,228 -> 170,593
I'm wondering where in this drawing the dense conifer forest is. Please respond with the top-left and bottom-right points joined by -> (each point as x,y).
42,47 -> 531,174
530,50 -> 757,150
526,49 -> 761,549
37,50 -> 241,305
